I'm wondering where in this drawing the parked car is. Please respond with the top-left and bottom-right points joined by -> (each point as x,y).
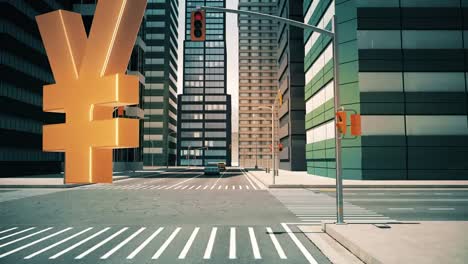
217,162 -> 226,171
204,162 -> 220,175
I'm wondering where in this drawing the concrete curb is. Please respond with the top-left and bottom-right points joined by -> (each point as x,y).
268,184 -> 468,189
0,175 -> 131,189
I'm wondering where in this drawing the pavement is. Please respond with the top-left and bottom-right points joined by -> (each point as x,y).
0,168 -> 332,264
246,169 -> 468,188
323,222 -> 468,264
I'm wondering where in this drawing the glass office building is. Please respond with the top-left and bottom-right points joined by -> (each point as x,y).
0,0 -> 72,176
238,0 -> 277,169
304,0 -> 468,180
143,0 -> 180,167
177,0 -> 232,166
277,0 -> 306,171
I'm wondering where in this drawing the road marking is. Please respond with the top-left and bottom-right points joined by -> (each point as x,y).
0,227 -> 18,235
203,227 -> 217,259
248,227 -> 261,259
232,185 -> 235,190
181,185 -> 188,190
399,193 -> 420,195
0,228 -> 71,259
0,227 -> 35,241
246,185 -> 250,190
218,185 -> 222,190
24,228 -> 93,259
388,208 -> 414,211
239,185 -> 242,190
76,227 -> 128,259
211,170 -> 226,189
267,227 -> 287,259
152,227 -> 181,259
225,186 -> 228,190
435,193 -> 452,195
158,185 -> 167,189
127,227 -> 164,259
196,185 -> 202,190
229,227 -> 236,259
204,186 -> 209,190
167,173 -> 203,189
281,223 -> 318,264
429,208 -> 455,211
241,170 -> 258,190
50,227 -> 110,259
101,227 -> 146,259
0,227 -> 52,249
174,186 -> 182,190
188,185 -> 195,190
178,227 -> 200,259
368,193 -> 386,195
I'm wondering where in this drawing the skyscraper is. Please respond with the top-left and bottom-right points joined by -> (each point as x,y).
0,0 -> 72,176
143,0 -> 180,167
304,0 -> 468,180
177,0 -> 232,166
73,0 -> 145,171
238,0 -> 278,169
277,0 -> 306,171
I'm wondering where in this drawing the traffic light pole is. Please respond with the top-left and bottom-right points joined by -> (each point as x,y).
198,6 -> 345,224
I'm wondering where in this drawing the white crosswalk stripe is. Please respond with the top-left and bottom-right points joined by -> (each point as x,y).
0,226 -> 320,262
270,189 -> 395,224
81,184 -> 259,191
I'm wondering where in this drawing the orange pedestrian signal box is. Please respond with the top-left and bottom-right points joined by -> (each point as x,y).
351,114 -> 362,136
191,11 -> 205,41
336,111 -> 347,135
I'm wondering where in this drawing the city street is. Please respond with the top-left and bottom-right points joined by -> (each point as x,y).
0,168 -> 330,264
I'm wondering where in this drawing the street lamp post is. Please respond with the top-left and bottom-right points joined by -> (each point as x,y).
199,6 -> 345,224
166,131 -> 177,169
254,106 -> 276,184
253,114 -> 270,173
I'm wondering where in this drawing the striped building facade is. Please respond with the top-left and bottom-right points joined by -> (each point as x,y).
304,0 -> 468,180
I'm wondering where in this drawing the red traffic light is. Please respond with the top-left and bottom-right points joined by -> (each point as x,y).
194,12 -> 202,20
191,11 -> 205,41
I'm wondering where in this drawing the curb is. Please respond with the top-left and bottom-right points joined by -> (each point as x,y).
0,175 -> 131,189
268,184 -> 468,189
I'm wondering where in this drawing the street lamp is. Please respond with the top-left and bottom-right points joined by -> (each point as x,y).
166,131 -> 177,169
253,114 -> 270,172
198,6 -> 346,224
254,106 -> 276,184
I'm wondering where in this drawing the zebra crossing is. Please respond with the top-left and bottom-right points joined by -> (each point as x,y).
80,183 -> 260,191
270,189 -> 395,224
0,225 -> 325,263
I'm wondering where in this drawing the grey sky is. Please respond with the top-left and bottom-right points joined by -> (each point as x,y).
177,0 -> 239,132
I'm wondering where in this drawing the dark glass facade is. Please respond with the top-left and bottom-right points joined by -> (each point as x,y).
0,0 -> 72,176
177,0 -> 232,166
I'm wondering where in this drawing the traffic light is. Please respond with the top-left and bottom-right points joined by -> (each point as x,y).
336,111 -> 347,135
277,90 -> 283,106
191,11 -> 205,41
278,143 -> 283,152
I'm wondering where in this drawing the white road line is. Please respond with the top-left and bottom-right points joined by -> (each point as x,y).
0,227 -> 35,241
181,186 -> 189,190
241,169 -> 259,190
429,208 -> 455,211
152,227 -> 181,259
100,227 -> 146,259
281,223 -> 318,264
167,173 -> 203,189
0,228 -> 72,258
218,185 -> 222,190
388,208 -> 414,211
239,185 -> 242,190
178,227 -> 200,259
75,227 -> 128,259
267,227 -> 287,259
189,185 -> 195,190
127,227 -> 164,259
203,227 -> 218,259
368,193 -> 386,195
0,227 -> 18,235
246,185 -> 250,190
225,185 -> 228,190
204,186 -> 209,190
158,185 -> 167,189
24,228 -> 93,259
229,227 -> 236,259
174,186 -> 182,190
211,170 -> 226,189
50,227 -> 110,259
0,227 -> 52,249
248,227 -> 261,259
399,193 -> 420,195
196,185 -> 202,190
435,193 -> 452,195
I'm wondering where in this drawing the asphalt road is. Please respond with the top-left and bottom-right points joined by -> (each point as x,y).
317,188 -> 468,221
0,168 -> 331,264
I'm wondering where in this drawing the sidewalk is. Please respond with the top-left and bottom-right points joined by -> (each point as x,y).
0,170 -> 163,188
245,169 -> 468,188
322,222 -> 468,264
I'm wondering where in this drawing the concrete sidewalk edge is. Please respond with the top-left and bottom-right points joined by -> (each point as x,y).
0,175 -> 131,189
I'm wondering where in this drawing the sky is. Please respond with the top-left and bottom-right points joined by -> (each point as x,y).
177,0 -> 239,133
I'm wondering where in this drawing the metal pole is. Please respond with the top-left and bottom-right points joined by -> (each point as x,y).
255,135 -> 258,169
271,107 -> 275,184
332,16 -> 344,224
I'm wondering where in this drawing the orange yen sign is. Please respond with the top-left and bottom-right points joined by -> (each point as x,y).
36,0 -> 147,184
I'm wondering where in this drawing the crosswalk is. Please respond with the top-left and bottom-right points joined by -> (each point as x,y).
270,189 -> 395,224
80,184 -> 260,191
0,225 -> 325,263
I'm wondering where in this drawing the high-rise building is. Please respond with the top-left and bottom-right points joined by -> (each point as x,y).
73,0 -> 145,171
304,0 -> 468,180
238,0 -> 278,169
277,0 -> 306,171
143,0 -> 180,167
177,0 -> 232,166
0,0 -> 72,176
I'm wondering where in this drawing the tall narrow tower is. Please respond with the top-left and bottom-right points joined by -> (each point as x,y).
177,0 -> 232,166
